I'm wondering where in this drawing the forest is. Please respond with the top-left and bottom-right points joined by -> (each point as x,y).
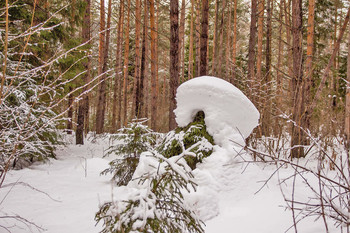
1,0 -> 350,232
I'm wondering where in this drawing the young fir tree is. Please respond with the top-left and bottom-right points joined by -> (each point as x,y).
101,119 -> 158,186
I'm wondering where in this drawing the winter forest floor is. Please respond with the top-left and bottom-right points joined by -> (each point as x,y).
0,134 -> 341,233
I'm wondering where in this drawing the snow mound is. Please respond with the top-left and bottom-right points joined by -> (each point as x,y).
174,76 -> 259,146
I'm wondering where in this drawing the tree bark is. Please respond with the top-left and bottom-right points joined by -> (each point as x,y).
188,0 -> 195,80
112,0 -> 124,131
199,0 -> 209,76
195,0 -> 201,77
133,0 -> 142,119
139,0 -> 149,119
150,0 -> 157,130
231,0 -> 238,83
169,0 -> 179,130
122,0 -> 131,127
217,0 -> 227,78
290,0 -> 305,158
179,0 -> 186,83
345,26 -> 350,146
76,0 -> 91,144
212,0 -> 219,75
256,0 -> 264,84
225,3 -> 232,79
247,0 -> 258,99
95,0 -> 106,134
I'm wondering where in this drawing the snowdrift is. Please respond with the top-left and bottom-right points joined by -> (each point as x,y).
174,76 -> 259,146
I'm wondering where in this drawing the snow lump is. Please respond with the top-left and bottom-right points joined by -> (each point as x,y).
174,76 -> 259,147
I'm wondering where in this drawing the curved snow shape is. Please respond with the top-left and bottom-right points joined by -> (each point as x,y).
174,76 -> 260,146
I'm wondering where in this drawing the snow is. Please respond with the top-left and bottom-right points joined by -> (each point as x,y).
174,76 -> 260,147
0,135 -> 339,233
0,78 -> 340,233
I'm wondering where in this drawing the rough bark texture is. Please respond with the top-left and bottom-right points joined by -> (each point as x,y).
179,0 -> 186,83
256,0 -> 264,83
95,0 -> 106,134
188,0 -> 194,80
122,0 -> 131,127
231,0 -> 238,83
195,0 -> 201,77
169,0 -> 179,130
199,0 -> 209,76
133,0 -> 141,118
247,0 -> 257,99
112,0 -> 124,131
76,0 -> 91,144
211,0 -> 219,75
139,0 -> 149,119
150,0 -> 157,130
217,0 -> 226,78
290,0 -> 305,158
345,27 -> 350,146
96,0 -> 112,134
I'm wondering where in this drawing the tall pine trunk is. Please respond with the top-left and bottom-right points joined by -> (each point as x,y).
150,0 -> 157,130
112,0 -> 124,131
247,0 -> 257,99
188,0 -> 195,80
76,0 -> 91,144
290,0 -> 305,158
122,0 -> 131,126
231,0 -> 238,83
95,0 -> 106,134
133,0 -> 142,118
169,0 -> 180,130
199,0 -> 209,76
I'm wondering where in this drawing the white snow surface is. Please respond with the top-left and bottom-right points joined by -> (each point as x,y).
0,135 -> 339,233
174,76 -> 260,147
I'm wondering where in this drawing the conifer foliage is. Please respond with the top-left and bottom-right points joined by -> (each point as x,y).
101,119 -> 158,186
96,151 -> 204,233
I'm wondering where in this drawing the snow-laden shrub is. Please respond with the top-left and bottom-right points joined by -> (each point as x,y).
96,151 -> 204,233
158,111 -> 214,169
101,119 -> 159,186
0,76 -> 61,171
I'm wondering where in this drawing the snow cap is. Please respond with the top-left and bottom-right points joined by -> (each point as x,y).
174,76 -> 259,146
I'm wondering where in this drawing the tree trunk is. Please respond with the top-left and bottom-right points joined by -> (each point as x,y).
345,26 -> 350,146
225,3 -> 232,79
95,0 -> 106,134
231,0 -> 238,83
256,0 -> 264,85
274,0 -> 284,136
290,0 -> 305,158
188,0 -> 195,80
195,0 -> 201,77
179,0 -> 186,83
261,0 -> 272,136
133,0 -> 141,119
199,0 -> 209,76
112,0 -> 124,131
212,0 -> 219,75
247,0 -> 257,99
122,0 -> 131,127
76,0 -> 91,144
150,0 -> 157,130
139,0 -> 149,119
217,0 -> 227,78
169,0 -> 180,130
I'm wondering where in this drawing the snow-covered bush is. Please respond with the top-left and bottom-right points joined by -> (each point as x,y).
101,119 -> 158,186
96,151 -> 204,233
158,111 -> 214,169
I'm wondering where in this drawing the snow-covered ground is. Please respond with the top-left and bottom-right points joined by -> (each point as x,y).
0,76 -> 341,232
0,135 -> 339,233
